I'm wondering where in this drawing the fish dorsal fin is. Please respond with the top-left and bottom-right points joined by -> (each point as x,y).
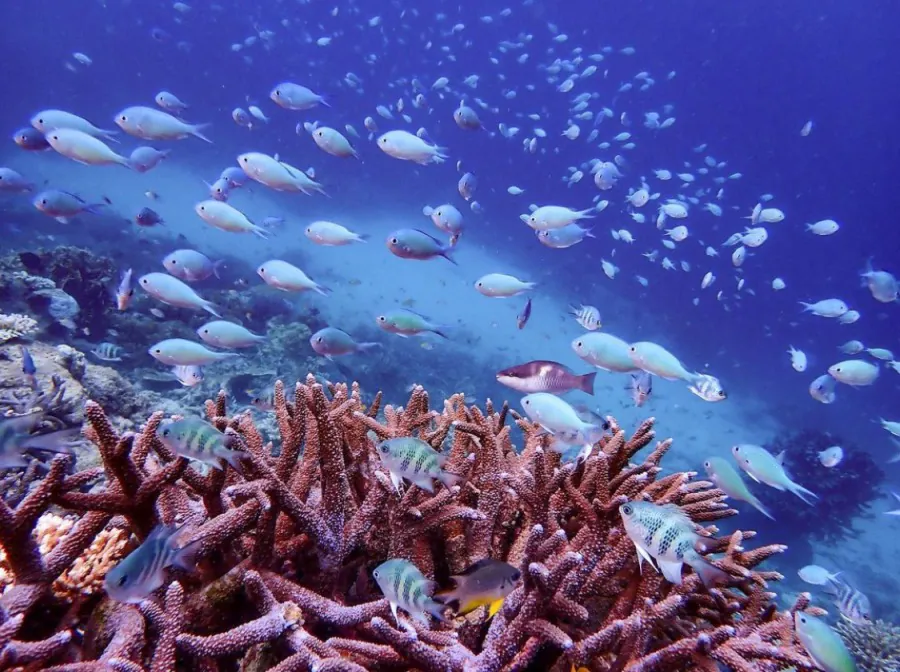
775,450 -> 786,466
412,228 -> 442,244
660,503 -> 693,526
459,558 -> 494,576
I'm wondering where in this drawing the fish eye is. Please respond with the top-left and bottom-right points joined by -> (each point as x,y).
390,238 -> 398,244
38,118 -> 43,124
275,89 -> 280,95
576,341 -> 582,347
154,348 -> 161,354
241,157 -> 248,163
704,461 -> 710,468
120,115 -> 127,121
798,615 -> 807,624
622,504 -> 633,515
373,569 -> 380,578
476,282 -> 483,287
162,428 -> 170,436
202,329 -> 208,334
116,574 -> 128,587
377,316 -> 385,322
259,267 -> 265,273
512,570 -> 521,581
141,279 -> 148,285
380,138 -> 387,143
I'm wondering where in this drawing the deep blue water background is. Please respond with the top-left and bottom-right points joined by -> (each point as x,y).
1,0 -> 899,478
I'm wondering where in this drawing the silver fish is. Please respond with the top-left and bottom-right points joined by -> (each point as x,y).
688,373 -> 726,402
104,524 -> 200,603
824,577 -> 872,624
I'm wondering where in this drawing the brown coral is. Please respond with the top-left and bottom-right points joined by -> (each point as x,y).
0,376 -> 820,670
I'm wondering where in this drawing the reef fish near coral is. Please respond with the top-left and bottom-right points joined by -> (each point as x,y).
373,558 -> 446,625
375,436 -> 460,494
434,558 -> 521,618
156,417 -> 248,473
104,524 -> 202,604
619,500 -> 728,586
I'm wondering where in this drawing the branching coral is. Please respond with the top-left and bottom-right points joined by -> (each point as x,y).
836,618 -> 900,672
0,313 -> 38,344
0,376 -> 820,670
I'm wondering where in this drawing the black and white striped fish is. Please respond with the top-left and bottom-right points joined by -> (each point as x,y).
373,558 -> 446,625
824,577 -> 872,624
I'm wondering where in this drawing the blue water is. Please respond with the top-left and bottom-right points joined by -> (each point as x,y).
2,0 -> 899,622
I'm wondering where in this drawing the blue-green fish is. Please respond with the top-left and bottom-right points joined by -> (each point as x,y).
156,417 -> 247,472
793,612 -> 858,672
148,339 -> 239,366
386,229 -> 456,264
703,456 -> 773,520
730,444 -> 818,505
310,327 -> 380,359
619,501 -> 728,587
139,272 -> 220,317
373,558 -> 446,625
196,320 -> 266,349
375,309 -> 448,338
376,437 -> 460,494
104,524 -> 201,604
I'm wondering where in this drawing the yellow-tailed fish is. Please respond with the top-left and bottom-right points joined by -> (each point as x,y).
435,558 -> 520,618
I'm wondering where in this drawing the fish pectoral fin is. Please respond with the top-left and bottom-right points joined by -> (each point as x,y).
388,470 -> 404,495
657,558 -> 684,585
389,601 -> 400,627
744,471 -> 761,484
633,541 -> 656,574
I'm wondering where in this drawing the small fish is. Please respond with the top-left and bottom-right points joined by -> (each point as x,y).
798,565 -> 841,586
619,501 -> 728,586
703,456 -> 773,520
373,559 -> 446,625
250,388 -> 275,411
731,444 -> 818,504
0,415 -> 79,469
172,365 -> 204,387
149,339 -> 239,366
20,345 -> 36,388
809,374 -> 837,404
458,171 -> 478,201
376,436 -> 460,494
91,342 -> 127,362
818,446 -> 843,468
386,229 -> 456,264
628,371 -> 652,407
496,360 -> 595,395
823,577 -> 872,625
793,612 -> 858,672
569,304 -> 602,331
116,268 -> 134,311
310,327 -> 380,359
516,297 -> 532,329
375,309 -> 448,339
104,524 -> 201,604
688,374 -> 727,402
156,417 -> 247,472
434,558 -> 520,618
135,207 -> 164,227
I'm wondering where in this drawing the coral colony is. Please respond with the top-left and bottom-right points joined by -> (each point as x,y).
0,375 -> 826,670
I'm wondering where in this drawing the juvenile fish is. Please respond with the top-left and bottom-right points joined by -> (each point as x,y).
435,558 -> 520,618
376,436 -> 460,494
516,297 -> 532,330
731,444 -> 818,504
0,415 -> 80,469
116,268 -> 134,311
569,304 -> 602,331
373,558 -> 446,625
823,577 -> 872,625
628,371 -> 652,407
703,456 -> 773,520
156,417 -> 247,472
91,342 -> 127,362
104,524 -> 201,603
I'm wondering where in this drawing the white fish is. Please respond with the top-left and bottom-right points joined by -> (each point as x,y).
800,299 -> 848,318
31,109 -> 118,141
798,565 -> 840,586
818,446 -> 843,468
827,360 -> 879,387
45,128 -> 131,168
806,219 -> 839,236
809,374 -> 837,404
377,130 -> 447,165
569,304 -> 601,331
525,205 -> 595,231
628,342 -> 696,382
115,106 -> 211,143
237,152 -> 326,195
788,346 -> 808,372
257,260 -> 329,295
474,273 -> 535,298
194,200 -> 268,238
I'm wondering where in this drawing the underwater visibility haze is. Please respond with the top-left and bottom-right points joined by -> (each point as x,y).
0,0 -> 899,669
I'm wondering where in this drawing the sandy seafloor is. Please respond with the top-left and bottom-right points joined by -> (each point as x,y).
3,146 -> 897,617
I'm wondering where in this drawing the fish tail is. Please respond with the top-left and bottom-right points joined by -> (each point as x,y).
202,302 -> 222,318
748,495 -> 775,520
191,123 -> 213,144
101,130 -> 120,143
314,284 -> 331,296
425,597 -> 448,622
577,207 -> 596,219
578,371 -> 597,395
689,555 -> 729,587
789,480 -> 818,505
438,470 -> 462,490
252,225 -> 270,239
356,233 -> 371,243
433,590 -> 460,612
356,342 -> 382,353
213,259 -> 226,279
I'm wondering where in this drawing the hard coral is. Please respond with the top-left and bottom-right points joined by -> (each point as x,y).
0,313 -> 38,344
762,429 -> 884,542
836,618 -> 900,672
0,377 -> 819,670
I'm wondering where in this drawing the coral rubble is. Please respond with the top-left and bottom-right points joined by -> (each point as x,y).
0,376 -> 821,670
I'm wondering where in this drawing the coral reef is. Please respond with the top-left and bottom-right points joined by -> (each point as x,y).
836,618 -> 900,672
0,377 -> 821,670
761,430 -> 884,542
0,313 -> 38,344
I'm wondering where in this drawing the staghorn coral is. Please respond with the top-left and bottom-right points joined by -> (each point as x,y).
836,618 -> 900,672
0,313 -> 38,344
0,376 -> 820,670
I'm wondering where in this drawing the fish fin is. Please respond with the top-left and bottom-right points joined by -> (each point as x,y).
633,541 -> 656,574
191,123 -> 213,144
220,449 -> 248,475
657,557 -> 684,585
441,249 -> 458,265
748,496 -> 775,520
789,481 -> 818,505
425,598 -> 448,622
412,475 -> 435,493
438,470 -> 462,490
203,302 -> 222,318
688,556 -> 729,587
170,536 -> 203,573
487,598 -> 505,619
356,342 -> 382,353
389,600 -> 400,627
774,450 -> 786,466
213,260 -> 226,278
252,226 -> 270,239
578,371 -> 597,395
314,284 -> 331,296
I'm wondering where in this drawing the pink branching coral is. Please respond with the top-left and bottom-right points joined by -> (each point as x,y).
0,375 -> 821,670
